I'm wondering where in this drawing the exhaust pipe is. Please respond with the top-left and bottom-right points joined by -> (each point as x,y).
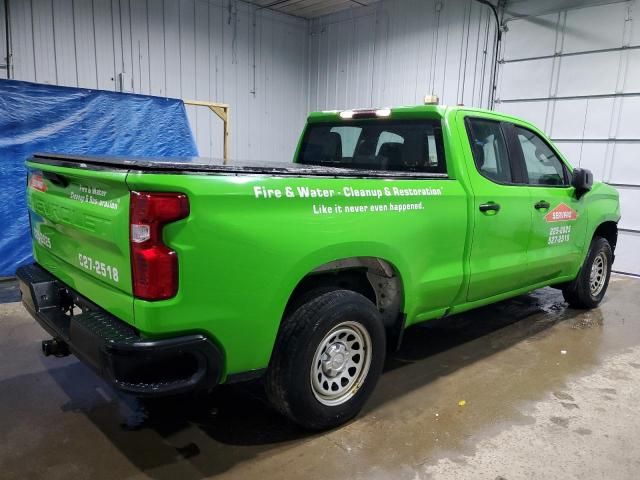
42,338 -> 70,357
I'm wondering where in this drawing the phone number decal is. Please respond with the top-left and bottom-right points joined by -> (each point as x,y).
78,253 -> 120,282
548,225 -> 571,245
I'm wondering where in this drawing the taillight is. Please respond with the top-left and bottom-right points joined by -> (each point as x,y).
130,191 -> 189,300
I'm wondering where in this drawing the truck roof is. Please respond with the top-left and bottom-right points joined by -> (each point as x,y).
306,104 -> 521,124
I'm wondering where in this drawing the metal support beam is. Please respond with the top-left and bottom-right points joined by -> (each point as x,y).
3,0 -> 11,78
183,100 -> 230,163
496,91 -> 640,104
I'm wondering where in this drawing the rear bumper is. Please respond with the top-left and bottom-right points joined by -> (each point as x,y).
16,263 -> 223,397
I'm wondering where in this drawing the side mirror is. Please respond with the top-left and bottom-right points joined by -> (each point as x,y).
571,168 -> 593,198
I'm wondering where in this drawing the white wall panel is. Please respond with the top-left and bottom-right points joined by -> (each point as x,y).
7,0 -> 309,162
549,99 -> 587,138
130,0 -> 151,95
308,0 -> 497,111
94,0 -> 117,91
10,0 -> 35,81
498,58 -> 554,100
147,0 -> 166,96
615,232 -> 640,274
609,143 -> 640,185
73,0 -> 98,88
583,98 -> 615,138
502,12 -> 560,61
32,0 -> 57,84
555,141 -> 583,167
617,97 -> 640,138
563,2 -> 629,53
51,0 -> 78,87
579,142 -> 608,180
623,47 -> 640,85
497,101 -> 549,130
618,187 -> 640,231
556,51 -> 621,97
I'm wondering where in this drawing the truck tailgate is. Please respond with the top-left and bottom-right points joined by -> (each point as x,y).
26,161 -> 134,324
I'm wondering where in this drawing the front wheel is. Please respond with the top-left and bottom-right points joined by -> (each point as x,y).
265,290 -> 386,430
562,237 -> 613,309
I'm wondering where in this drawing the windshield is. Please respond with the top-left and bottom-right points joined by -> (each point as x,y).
296,120 -> 446,174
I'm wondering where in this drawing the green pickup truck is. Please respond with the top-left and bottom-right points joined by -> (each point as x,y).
17,105 -> 620,430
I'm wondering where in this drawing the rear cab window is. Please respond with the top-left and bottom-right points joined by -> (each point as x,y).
297,120 -> 446,174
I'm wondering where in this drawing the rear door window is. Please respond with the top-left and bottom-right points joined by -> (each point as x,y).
466,118 -> 513,183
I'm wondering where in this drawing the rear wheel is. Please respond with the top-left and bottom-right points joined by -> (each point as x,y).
265,290 -> 385,430
562,237 -> 613,309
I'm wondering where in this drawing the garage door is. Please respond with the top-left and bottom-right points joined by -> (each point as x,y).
495,1 -> 640,275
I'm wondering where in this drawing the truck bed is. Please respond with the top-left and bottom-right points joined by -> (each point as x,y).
31,153 -> 449,179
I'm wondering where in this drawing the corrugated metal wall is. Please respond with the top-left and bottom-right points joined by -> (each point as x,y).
5,0 -> 637,274
496,0 -> 640,275
5,0 -> 309,161
0,0 -> 6,79
307,0 -> 498,111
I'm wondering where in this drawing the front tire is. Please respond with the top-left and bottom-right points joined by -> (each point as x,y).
562,237 -> 613,309
265,290 -> 386,430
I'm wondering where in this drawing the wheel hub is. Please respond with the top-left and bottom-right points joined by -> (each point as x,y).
321,343 -> 349,377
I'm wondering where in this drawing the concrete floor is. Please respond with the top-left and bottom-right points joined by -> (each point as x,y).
1,275 -> 640,480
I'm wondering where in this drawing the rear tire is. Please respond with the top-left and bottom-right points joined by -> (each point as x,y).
265,290 -> 385,430
562,237 -> 612,309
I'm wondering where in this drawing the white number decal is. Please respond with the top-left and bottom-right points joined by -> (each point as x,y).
77,253 -> 120,282
548,225 -> 572,245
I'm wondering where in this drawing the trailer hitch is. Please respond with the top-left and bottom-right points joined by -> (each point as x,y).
42,338 -> 70,357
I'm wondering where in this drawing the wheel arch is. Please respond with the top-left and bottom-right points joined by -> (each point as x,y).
593,220 -> 618,252
283,256 -> 406,349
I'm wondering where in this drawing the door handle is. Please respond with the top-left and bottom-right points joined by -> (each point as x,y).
534,200 -> 550,210
479,202 -> 500,213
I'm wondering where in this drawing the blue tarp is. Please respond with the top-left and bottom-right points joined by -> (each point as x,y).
0,79 -> 198,276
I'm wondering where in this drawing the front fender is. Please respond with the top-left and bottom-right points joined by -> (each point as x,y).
582,182 -> 621,256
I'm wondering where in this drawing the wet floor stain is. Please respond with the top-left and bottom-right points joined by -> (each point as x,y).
554,391 -> 575,401
550,416 -> 570,428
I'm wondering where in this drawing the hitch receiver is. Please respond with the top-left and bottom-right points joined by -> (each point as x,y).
42,338 -> 70,357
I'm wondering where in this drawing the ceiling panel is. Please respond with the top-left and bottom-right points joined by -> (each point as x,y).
245,0 -> 380,19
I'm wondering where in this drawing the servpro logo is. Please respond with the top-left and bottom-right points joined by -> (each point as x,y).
545,203 -> 578,222
29,174 -> 47,192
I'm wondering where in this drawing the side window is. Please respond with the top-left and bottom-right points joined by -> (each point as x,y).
466,118 -> 512,183
514,126 -> 568,186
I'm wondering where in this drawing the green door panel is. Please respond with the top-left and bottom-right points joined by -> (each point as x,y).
458,112 -> 533,301
526,187 -> 588,283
